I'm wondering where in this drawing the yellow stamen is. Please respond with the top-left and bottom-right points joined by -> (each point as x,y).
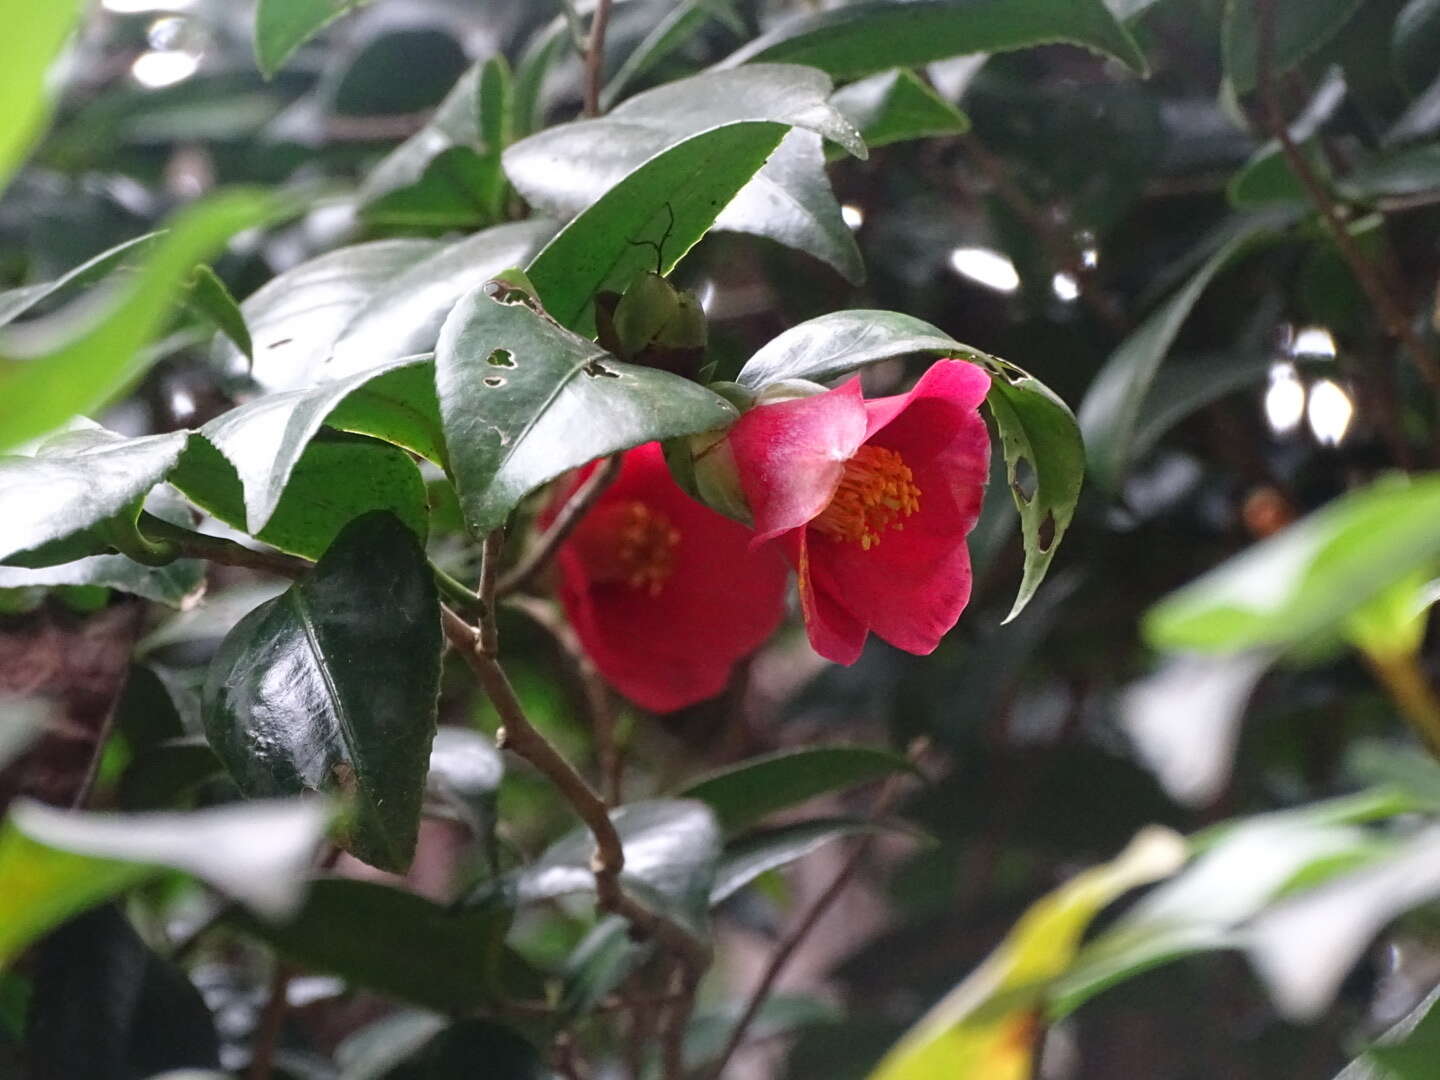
579,501 -> 681,595
811,445 -> 920,550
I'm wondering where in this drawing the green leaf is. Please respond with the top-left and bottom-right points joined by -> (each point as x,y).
1339,144 -> 1440,200
720,0 -> 1148,79
190,358 -> 442,537
558,917 -> 650,1021
868,828 -> 1185,1080
1129,348 -> 1274,470
512,19 -> 572,139
679,745 -> 916,833
711,818 -> 902,905
0,554 -> 204,608
516,799 -> 721,939
829,68 -> 971,152
362,147 -> 504,231
336,1011 -> 447,1080
355,1019 -> 543,1079
329,219 -> 556,374
0,425 -> 189,565
1227,69 -> 1344,208
171,433 -> 429,560
1144,474 -> 1440,653
434,278 -> 737,535
600,1 -> 740,111
736,309 -> 963,389
0,0 -> 84,194
229,879 -> 512,1011
508,65 -> 866,290
986,363 -> 1085,622
735,310 -> 1082,619
0,798 -> 329,968
1394,0 -> 1440,94
1340,983 -> 1440,1079
1221,0 -> 1364,95
202,512 -> 442,872
255,0 -> 370,78
0,234 -> 158,329
185,265 -> 251,362
0,190 -> 275,452
116,737 -> 222,811
1077,213 -> 1287,494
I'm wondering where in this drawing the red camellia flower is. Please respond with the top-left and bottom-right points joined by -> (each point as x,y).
723,359 -> 991,665
554,442 -> 788,713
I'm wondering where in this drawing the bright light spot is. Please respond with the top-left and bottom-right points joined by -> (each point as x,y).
131,49 -> 199,87
1307,378 -> 1354,446
1292,325 -> 1337,359
1080,246 -> 1099,269
948,247 -> 1019,293
840,204 -> 864,230
147,15 -> 186,49
103,0 -> 194,11
1265,361 -> 1306,434
1051,272 -> 1079,302
168,385 -> 196,423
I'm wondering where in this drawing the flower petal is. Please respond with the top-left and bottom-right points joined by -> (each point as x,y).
863,357 -> 992,441
792,530 -> 868,665
725,379 -> 868,544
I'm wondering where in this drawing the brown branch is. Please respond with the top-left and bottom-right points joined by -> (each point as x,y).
498,455 -> 621,597
139,513 -> 309,578
705,747 -> 925,1079
661,962 -> 700,1080
247,963 -> 292,1080
440,605 -> 708,971
583,0 -> 616,118
1254,0 -> 1440,399
477,529 -> 505,658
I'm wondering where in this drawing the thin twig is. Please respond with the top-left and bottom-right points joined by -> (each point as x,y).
583,0 -> 615,117
440,605 -> 709,970
139,514 -> 310,578
507,594 -> 623,804
1254,0 -> 1440,398
706,746 -> 926,1079
661,962 -> 700,1080
498,455 -> 622,597
247,963 -> 292,1080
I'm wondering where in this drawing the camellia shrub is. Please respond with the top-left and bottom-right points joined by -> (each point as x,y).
7,0 -> 1440,1077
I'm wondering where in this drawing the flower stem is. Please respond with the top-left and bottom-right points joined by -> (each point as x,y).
498,454 -> 621,597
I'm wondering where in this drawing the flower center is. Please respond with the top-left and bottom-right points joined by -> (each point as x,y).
574,500 -> 681,595
811,445 -> 921,550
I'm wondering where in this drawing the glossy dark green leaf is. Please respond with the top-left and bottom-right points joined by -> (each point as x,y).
255,0 -> 369,78
1339,144 -> 1440,200
435,278 -> 737,535
509,65 -> 865,287
558,916 -> 650,1021
1144,474 -> 1440,653
1129,348 -> 1274,468
329,219 -> 555,373
516,799 -> 721,939
512,19 -> 571,139
680,745 -> 916,833
0,798 -> 329,967
26,906 -> 219,1080
0,553 -> 204,608
369,1018 -> 543,1079
191,358 -> 442,536
224,238 -> 444,392
719,0 -> 1147,78
230,878 -> 512,1012
117,738 -> 222,811
1394,0 -> 1440,94
735,309 -> 962,389
202,512 -> 441,871
361,146 -> 504,231
0,191 -> 275,452
171,433 -> 429,560
0,233 -> 157,329
1221,0 -> 1364,95
0,0 -> 84,193
601,1 -> 743,111
1078,213 -> 1289,494
0,425 -> 189,566
711,818 -> 902,904
829,68 -> 970,152
335,1011 -> 447,1080
185,265 -> 251,362
1227,69 -> 1344,208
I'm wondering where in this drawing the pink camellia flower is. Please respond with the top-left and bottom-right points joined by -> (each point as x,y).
554,442 -> 788,713
723,359 -> 991,664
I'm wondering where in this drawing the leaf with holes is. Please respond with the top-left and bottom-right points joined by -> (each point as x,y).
435,278 -> 737,535
718,0 -> 1147,78
202,511 -> 441,872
